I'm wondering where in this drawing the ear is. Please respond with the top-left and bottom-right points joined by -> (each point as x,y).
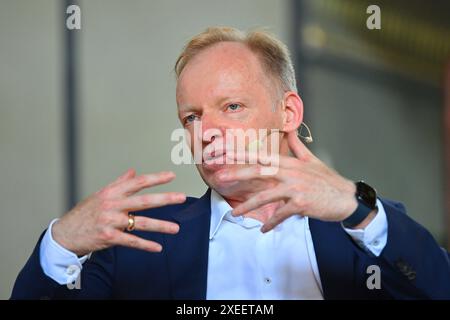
281,92 -> 304,133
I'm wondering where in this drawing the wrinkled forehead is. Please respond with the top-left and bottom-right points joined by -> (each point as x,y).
176,42 -> 274,106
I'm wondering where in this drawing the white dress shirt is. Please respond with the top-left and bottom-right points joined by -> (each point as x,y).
40,190 -> 388,299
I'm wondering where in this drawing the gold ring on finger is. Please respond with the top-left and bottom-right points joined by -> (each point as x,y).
127,213 -> 136,232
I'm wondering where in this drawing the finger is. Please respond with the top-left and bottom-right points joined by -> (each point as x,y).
133,216 -> 180,234
227,151 -> 300,169
105,168 -> 136,189
113,192 -> 186,211
226,151 -> 276,166
287,131 -> 313,160
114,231 -> 163,252
218,166 -> 287,182
232,187 -> 290,216
261,202 -> 297,233
109,213 -> 180,235
112,171 -> 176,196
115,168 -> 136,183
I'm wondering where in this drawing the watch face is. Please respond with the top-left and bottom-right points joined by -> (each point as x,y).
357,181 -> 377,209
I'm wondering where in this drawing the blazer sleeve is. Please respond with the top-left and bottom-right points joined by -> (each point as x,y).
10,230 -> 115,300
377,198 -> 450,299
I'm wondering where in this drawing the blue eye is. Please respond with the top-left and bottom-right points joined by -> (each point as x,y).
226,103 -> 241,111
184,114 -> 199,124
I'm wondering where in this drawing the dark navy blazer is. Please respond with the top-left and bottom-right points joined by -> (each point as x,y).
11,189 -> 450,299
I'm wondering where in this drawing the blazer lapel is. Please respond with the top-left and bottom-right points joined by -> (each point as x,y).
164,189 -> 212,299
309,218 -> 358,299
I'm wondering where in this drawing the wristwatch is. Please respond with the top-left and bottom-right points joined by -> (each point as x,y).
342,181 -> 377,228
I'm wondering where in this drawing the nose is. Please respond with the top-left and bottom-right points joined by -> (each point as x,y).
199,113 -> 225,144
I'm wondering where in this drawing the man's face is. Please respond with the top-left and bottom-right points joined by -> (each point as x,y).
176,41 -> 284,194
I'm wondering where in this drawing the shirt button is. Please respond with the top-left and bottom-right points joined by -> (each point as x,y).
372,240 -> 380,246
66,265 -> 79,275
264,277 -> 272,284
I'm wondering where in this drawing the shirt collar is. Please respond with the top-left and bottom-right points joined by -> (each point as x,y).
209,189 -> 262,240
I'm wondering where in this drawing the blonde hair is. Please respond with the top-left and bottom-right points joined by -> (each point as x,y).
174,26 -> 297,94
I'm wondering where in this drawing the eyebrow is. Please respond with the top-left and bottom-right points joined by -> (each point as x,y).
178,95 -> 249,113
178,104 -> 199,113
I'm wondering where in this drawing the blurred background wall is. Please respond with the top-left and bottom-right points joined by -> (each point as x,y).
0,0 -> 290,299
0,0 -> 449,299
0,0 -> 64,299
295,0 -> 450,246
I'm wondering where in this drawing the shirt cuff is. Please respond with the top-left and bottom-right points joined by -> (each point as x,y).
342,199 -> 388,257
39,219 -> 89,285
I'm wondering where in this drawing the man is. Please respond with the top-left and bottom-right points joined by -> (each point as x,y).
11,27 -> 450,299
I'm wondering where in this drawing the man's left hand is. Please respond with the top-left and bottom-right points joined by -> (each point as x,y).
218,131 -> 374,233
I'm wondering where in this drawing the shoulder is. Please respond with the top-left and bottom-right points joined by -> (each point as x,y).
378,197 -> 407,214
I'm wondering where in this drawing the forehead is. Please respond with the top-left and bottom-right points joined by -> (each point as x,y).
176,42 -> 271,105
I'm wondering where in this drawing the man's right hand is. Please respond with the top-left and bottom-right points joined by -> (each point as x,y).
51,169 -> 186,256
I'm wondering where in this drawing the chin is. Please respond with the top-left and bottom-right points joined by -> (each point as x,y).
196,163 -> 240,194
